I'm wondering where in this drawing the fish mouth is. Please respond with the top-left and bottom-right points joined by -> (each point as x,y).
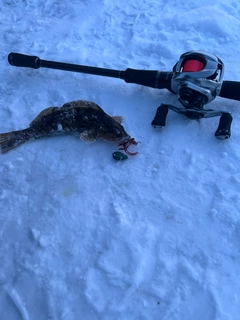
118,138 -> 138,156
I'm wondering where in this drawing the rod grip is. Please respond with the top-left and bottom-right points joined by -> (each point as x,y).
124,68 -> 173,91
8,52 -> 41,69
219,81 -> 240,101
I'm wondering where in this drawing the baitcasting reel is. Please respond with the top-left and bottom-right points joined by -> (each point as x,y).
152,50 -> 232,139
171,50 -> 224,109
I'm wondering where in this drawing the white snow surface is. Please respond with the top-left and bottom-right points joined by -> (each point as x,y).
1,1 -> 240,319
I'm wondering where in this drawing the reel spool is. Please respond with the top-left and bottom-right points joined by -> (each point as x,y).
171,51 -> 224,109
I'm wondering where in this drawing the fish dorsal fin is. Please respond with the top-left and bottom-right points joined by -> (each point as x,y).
112,116 -> 123,124
62,100 -> 102,111
30,106 -> 60,126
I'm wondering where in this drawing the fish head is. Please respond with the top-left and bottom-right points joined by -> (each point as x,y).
97,118 -> 131,143
97,116 -> 138,156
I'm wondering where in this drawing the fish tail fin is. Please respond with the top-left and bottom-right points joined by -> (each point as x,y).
0,129 -> 30,154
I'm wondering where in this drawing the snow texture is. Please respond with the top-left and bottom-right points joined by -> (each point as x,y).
1,0 -> 240,319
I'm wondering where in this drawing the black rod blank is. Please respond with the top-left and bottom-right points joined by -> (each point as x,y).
8,52 -> 173,91
8,52 -> 123,79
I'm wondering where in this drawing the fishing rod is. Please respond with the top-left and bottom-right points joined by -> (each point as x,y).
7,51 -> 240,101
8,52 -> 173,92
8,50 -> 240,139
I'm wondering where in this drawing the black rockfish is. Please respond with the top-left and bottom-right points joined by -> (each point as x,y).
0,100 -> 137,154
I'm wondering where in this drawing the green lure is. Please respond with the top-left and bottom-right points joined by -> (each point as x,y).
112,151 -> 128,161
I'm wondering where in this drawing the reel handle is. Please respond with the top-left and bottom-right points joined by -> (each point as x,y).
215,113 -> 232,139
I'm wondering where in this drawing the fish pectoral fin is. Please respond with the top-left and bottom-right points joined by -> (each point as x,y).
30,106 -> 60,126
112,116 -> 123,124
80,130 -> 98,143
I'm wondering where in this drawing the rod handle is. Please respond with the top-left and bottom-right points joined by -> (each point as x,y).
8,52 -> 41,69
220,81 -> 240,101
124,68 -> 173,91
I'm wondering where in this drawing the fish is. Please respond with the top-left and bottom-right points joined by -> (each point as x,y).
0,100 -> 138,155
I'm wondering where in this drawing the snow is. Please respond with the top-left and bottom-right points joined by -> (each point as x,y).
1,0 -> 240,319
